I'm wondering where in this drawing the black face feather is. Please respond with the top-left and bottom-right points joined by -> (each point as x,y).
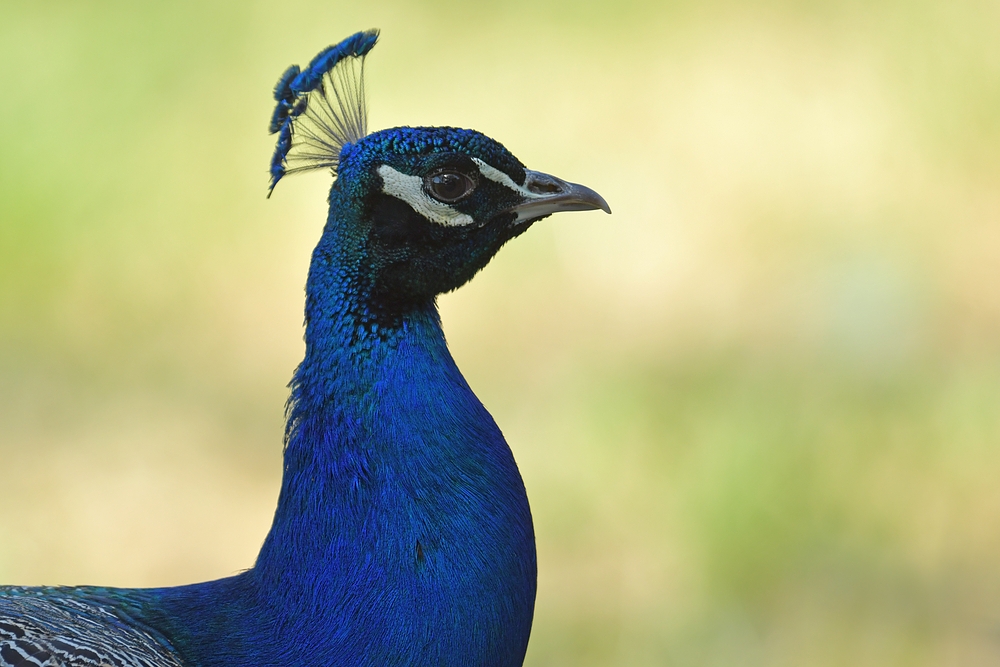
363,182 -> 528,323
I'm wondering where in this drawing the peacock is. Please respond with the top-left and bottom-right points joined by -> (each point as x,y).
0,29 -> 609,667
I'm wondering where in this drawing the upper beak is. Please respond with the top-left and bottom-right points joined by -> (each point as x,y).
508,170 -> 612,222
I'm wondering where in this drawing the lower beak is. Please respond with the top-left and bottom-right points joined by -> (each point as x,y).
508,170 -> 612,222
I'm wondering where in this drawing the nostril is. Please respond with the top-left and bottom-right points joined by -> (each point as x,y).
526,174 -> 564,195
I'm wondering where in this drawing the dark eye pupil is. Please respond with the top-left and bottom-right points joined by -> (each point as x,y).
426,171 -> 474,202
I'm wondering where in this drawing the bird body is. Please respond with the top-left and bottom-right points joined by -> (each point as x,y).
0,31 -> 608,667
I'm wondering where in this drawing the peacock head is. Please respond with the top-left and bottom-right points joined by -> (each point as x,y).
268,30 -> 609,316
334,125 -> 608,310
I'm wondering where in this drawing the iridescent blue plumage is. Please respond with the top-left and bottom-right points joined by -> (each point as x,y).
267,29 -> 378,195
267,65 -> 300,134
1,30 -> 609,667
290,30 -> 378,95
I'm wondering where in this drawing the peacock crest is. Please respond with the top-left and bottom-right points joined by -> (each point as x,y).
267,29 -> 378,195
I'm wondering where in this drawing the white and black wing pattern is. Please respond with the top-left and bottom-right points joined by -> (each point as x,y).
0,590 -> 183,667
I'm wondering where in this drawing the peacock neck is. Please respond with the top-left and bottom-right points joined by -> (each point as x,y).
145,189 -> 537,667
251,194 -> 525,595
271,189 -> 453,479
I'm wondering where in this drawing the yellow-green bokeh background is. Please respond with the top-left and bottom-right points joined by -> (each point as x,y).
3,1 -> 1000,664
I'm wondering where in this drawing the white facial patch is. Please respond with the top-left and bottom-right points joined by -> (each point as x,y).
472,158 -> 538,198
377,165 -> 474,227
472,158 -> 553,222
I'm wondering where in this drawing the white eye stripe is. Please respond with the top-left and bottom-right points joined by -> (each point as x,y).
377,160 -> 538,228
472,158 -> 544,199
377,165 -> 475,227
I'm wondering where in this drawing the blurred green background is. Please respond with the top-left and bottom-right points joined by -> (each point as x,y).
2,0 -> 1000,664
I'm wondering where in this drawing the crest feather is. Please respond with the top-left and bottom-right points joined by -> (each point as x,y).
267,30 -> 379,196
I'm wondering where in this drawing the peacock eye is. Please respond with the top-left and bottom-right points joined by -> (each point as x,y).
424,170 -> 476,203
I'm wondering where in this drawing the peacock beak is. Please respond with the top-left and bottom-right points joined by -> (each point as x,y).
508,170 -> 611,222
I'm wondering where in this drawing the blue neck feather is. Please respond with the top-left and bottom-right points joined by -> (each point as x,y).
5,32 -> 608,667
141,180 -> 537,667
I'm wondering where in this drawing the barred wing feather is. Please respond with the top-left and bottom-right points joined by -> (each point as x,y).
0,590 -> 182,667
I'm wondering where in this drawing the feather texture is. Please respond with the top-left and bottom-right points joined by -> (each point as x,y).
268,29 -> 378,195
0,589 -> 181,667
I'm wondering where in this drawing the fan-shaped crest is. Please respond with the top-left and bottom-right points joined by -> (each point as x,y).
267,29 -> 379,195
